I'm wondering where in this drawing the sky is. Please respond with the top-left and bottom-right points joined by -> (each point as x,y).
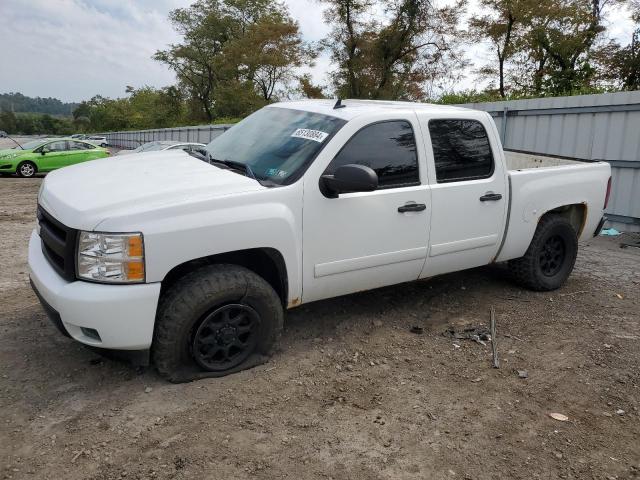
0,0 -> 636,103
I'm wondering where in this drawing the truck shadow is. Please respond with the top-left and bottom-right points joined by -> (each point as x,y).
282,263 -> 517,347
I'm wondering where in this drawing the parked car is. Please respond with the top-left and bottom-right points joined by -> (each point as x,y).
29,100 -> 611,382
117,140 -> 207,156
0,138 -> 110,177
70,134 -> 87,140
86,135 -> 108,147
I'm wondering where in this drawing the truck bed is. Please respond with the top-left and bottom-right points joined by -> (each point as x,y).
505,150 -> 582,170
496,151 -> 611,263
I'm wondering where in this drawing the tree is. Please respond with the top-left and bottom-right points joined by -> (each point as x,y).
516,0 -> 624,95
225,16 -> 316,102
298,74 -> 326,98
321,0 -> 467,101
155,0 -> 313,121
469,0 -> 535,98
598,0 -> 640,90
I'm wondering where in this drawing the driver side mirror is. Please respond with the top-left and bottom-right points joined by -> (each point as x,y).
320,164 -> 378,198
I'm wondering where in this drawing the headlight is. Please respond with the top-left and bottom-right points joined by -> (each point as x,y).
77,231 -> 145,283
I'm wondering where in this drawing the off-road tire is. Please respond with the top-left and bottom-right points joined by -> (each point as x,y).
509,214 -> 578,291
152,264 -> 283,383
17,161 -> 37,178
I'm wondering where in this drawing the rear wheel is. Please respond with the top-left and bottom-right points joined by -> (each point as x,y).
17,161 -> 37,178
509,214 -> 578,291
153,264 -> 283,383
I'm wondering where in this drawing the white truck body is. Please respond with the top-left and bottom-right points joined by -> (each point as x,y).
29,100 -> 610,358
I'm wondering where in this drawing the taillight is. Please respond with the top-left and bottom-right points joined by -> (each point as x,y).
604,176 -> 612,210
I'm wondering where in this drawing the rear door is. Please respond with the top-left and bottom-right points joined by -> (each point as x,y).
66,140 -> 93,165
419,116 -> 508,277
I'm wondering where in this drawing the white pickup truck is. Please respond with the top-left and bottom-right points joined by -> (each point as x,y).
29,99 -> 612,382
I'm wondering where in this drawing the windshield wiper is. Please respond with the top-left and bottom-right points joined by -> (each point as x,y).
208,154 -> 261,184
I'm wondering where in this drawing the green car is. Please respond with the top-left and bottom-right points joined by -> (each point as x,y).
0,138 -> 110,178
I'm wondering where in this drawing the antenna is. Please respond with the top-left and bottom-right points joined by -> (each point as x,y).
333,98 -> 346,109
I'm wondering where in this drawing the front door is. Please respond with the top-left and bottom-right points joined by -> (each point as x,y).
420,117 -> 508,278
302,114 -> 431,303
38,141 -> 69,171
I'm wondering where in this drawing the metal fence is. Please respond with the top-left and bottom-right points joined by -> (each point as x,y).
102,124 -> 233,150
459,90 -> 640,232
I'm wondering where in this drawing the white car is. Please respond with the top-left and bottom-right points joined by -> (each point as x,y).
86,136 -> 108,147
29,99 -> 611,382
116,141 -> 207,156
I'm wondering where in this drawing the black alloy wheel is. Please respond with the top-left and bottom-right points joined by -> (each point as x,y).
539,235 -> 566,277
192,303 -> 260,372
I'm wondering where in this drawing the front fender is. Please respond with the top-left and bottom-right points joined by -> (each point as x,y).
97,185 -> 303,306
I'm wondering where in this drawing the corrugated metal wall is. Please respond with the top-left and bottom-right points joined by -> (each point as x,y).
103,124 -> 233,150
459,91 -> 640,232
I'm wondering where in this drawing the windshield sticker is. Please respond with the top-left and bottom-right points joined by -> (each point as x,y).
291,128 -> 329,143
266,168 -> 288,178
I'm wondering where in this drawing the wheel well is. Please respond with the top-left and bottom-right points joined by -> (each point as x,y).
17,160 -> 37,171
160,248 -> 288,307
543,203 -> 587,236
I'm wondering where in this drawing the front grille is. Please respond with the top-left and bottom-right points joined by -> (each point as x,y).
37,205 -> 78,281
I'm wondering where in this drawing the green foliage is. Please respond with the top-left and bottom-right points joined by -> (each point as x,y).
321,0 -> 467,101
298,74 -> 326,98
437,90 -> 504,104
0,92 -> 78,116
71,86 -> 190,132
154,0 -> 314,121
0,110 -> 74,135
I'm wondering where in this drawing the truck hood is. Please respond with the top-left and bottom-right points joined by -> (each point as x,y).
39,150 -> 264,230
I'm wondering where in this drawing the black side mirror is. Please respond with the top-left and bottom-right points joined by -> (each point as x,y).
40,149 -> 47,155
320,164 -> 378,198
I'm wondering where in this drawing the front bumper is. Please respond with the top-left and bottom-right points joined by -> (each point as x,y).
28,229 -> 161,350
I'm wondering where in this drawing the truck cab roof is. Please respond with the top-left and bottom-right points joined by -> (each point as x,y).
268,99 -> 473,121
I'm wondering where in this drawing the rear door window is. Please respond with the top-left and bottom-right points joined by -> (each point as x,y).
69,141 -> 89,150
46,141 -> 68,152
428,119 -> 494,183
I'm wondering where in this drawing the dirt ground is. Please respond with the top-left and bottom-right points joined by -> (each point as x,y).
1,177 -> 639,480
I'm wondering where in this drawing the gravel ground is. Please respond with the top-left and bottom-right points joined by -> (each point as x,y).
0,176 -> 639,480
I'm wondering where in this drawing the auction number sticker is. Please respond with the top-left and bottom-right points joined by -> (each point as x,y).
291,128 -> 329,143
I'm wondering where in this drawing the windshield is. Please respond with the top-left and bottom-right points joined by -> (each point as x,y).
205,107 -> 346,185
17,139 -> 48,150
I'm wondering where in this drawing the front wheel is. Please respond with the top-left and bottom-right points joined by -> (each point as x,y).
509,214 -> 578,291
153,264 -> 283,382
17,161 -> 37,178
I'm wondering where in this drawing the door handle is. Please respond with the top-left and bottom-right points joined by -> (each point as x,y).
398,203 -> 426,213
479,192 -> 503,202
